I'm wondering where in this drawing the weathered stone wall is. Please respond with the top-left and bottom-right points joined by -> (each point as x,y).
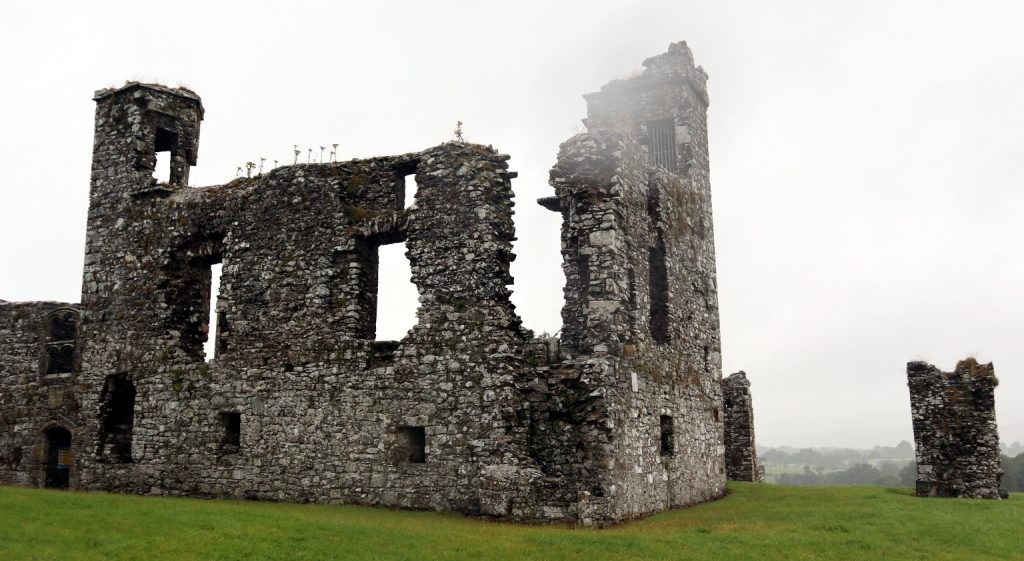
907,358 -> 1002,498
0,41 -> 727,525
541,41 -> 726,521
723,371 -> 762,481
0,301 -> 83,487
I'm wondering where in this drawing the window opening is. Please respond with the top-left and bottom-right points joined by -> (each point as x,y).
97,374 -> 136,463
647,119 -> 677,172
205,263 -> 223,362
153,128 -> 177,184
375,243 -> 419,341
660,415 -> 674,456
220,412 -> 241,454
163,235 -> 223,362
395,426 -> 426,463
44,309 -> 78,375
403,173 -> 418,208
44,426 -> 72,489
649,243 -> 670,344
154,151 -> 171,183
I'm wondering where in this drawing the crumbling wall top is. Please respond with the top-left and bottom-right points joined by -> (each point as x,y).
586,41 -> 708,107
724,370 -> 751,387
93,81 -> 204,113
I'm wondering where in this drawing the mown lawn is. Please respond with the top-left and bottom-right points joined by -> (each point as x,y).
1,483 -> 1021,561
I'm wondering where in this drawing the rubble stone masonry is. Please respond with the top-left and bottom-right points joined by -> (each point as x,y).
723,371 -> 762,482
907,358 -> 1002,499
0,42 -> 726,524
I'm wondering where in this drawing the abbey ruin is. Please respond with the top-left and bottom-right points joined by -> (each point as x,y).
907,359 -> 1003,499
0,42 -> 751,524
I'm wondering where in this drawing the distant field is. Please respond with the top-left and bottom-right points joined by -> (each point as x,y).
1,483 -> 1021,561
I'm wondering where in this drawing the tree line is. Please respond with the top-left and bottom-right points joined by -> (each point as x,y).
760,442 -> 1024,492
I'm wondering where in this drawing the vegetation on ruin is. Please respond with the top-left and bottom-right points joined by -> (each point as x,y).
1,482 -> 1021,560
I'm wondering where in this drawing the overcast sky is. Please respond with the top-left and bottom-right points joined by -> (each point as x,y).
1,0 -> 1021,448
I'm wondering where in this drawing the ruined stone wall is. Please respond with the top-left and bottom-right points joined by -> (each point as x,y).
0,301 -> 83,487
1,41 -> 727,525
723,371 -> 762,481
907,358 -> 1002,499
0,80 -> 566,517
541,41 -> 726,521
76,100 -> 551,512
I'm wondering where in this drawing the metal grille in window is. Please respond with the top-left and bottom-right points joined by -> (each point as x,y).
647,119 -> 677,172
44,309 -> 79,374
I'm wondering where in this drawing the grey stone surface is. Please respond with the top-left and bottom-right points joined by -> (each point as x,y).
0,41 -> 727,524
907,358 -> 1003,499
723,371 -> 763,482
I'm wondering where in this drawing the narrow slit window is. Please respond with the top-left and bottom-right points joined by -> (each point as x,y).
395,426 -> 426,463
205,263 -> 223,362
404,173 -> 418,208
660,415 -> 674,456
649,243 -> 670,344
577,252 -> 590,315
220,412 -> 241,454
375,243 -> 419,341
647,119 -> 677,172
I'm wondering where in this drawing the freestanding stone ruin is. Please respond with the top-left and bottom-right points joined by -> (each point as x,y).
722,371 -> 763,482
0,42 -> 726,524
907,358 -> 1003,499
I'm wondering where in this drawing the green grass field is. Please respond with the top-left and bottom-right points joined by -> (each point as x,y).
1,483 -> 1021,561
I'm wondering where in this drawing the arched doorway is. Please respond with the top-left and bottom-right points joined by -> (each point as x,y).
44,426 -> 72,489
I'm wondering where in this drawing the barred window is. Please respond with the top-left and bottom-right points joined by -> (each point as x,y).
647,119 -> 677,172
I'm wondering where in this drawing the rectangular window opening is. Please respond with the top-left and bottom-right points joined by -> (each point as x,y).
154,151 -> 172,184
649,244 -> 670,344
660,415 -> 674,457
396,426 -> 426,463
204,263 -> 223,362
375,243 -> 419,341
647,119 -> 677,172
166,235 -> 223,362
220,412 -> 241,454
98,374 -> 136,463
403,173 -> 418,208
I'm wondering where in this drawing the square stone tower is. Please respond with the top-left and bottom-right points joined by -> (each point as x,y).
907,358 -> 1003,498
539,41 -> 726,519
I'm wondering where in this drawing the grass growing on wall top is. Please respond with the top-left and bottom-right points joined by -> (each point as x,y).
1,483 -> 1021,561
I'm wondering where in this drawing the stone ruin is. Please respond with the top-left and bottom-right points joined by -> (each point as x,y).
723,371 -> 763,482
0,42 -> 732,524
907,358 -> 1003,499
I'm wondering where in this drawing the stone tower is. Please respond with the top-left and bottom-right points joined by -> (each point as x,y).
540,40 -> 726,518
907,358 -> 1003,498
723,371 -> 763,482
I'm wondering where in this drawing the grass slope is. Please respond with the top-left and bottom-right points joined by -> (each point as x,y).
1,483 -> 1021,561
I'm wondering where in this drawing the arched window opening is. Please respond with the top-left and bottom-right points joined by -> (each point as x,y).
43,309 -> 79,375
